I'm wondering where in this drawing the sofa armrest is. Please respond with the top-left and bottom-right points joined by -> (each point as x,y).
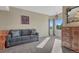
6,35 -> 12,46
7,35 -> 11,40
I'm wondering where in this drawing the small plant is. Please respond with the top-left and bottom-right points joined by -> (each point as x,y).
56,24 -> 62,30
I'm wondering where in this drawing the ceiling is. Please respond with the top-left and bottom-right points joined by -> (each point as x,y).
14,6 -> 62,16
0,6 -> 62,16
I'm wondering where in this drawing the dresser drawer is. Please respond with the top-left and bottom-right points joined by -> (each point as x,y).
62,32 -> 71,36
62,27 -> 71,31
62,41 -> 71,48
62,36 -> 72,42
72,27 -> 79,31
72,42 -> 79,51
62,27 -> 71,37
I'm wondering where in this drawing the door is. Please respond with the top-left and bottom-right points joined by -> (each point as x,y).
55,18 -> 63,38
49,19 -> 53,36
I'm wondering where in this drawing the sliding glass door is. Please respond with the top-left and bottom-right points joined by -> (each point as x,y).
49,19 -> 53,36
55,18 -> 63,38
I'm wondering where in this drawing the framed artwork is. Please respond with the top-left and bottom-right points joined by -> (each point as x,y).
21,15 -> 29,24
66,6 -> 79,23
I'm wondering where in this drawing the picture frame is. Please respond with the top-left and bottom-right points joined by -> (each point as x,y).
21,15 -> 29,24
66,6 -> 79,23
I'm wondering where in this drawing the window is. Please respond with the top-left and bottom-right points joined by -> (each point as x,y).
55,19 -> 63,30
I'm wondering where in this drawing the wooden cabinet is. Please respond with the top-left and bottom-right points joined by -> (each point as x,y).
62,27 -> 72,49
62,27 -> 79,52
0,30 -> 8,50
71,28 -> 79,52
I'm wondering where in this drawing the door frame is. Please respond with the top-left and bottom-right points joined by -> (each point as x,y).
48,19 -> 54,36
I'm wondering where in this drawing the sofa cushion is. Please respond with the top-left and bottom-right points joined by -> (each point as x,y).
21,29 -> 32,36
11,30 -> 21,37
31,29 -> 36,34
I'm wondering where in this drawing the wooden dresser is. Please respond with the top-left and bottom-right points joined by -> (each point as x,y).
62,27 -> 79,52
0,30 -> 9,50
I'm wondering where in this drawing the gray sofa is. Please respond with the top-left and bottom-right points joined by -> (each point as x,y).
6,29 -> 39,47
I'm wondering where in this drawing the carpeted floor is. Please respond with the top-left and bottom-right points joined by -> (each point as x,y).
51,38 -> 62,53
52,38 -> 75,53
0,36 -> 54,53
0,35 -> 75,53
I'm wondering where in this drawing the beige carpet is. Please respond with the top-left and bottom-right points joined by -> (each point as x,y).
0,36 -> 54,53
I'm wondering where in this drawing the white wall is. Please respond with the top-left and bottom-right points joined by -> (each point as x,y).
0,6 -> 9,11
0,7 -> 49,37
